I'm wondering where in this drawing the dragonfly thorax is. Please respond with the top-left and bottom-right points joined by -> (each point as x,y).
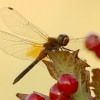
43,34 -> 69,51
43,37 -> 59,50
57,34 -> 69,46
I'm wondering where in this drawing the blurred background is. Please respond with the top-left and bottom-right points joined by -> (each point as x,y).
0,0 -> 100,99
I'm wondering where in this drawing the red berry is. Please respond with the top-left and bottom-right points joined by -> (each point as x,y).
57,94 -> 70,100
49,83 -> 61,100
94,43 -> 100,58
91,97 -> 97,100
85,34 -> 100,51
57,74 -> 78,96
25,93 -> 45,100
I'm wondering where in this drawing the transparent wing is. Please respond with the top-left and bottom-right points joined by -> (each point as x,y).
0,7 -> 49,43
66,37 -> 87,51
0,30 -> 44,60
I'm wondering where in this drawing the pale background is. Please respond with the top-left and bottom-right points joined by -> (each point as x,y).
0,0 -> 99,100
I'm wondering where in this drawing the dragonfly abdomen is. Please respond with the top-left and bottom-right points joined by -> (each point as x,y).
13,50 -> 47,84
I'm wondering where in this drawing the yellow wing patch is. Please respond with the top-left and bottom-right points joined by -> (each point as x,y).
26,44 -> 43,59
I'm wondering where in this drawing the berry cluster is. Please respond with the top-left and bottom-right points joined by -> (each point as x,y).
85,34 -> 100,58
25,74 -> 78,100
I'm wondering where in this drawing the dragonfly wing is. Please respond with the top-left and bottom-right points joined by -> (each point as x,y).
0,30 -> 43,60
0,7 -> 48,43
66,37 -> 87,51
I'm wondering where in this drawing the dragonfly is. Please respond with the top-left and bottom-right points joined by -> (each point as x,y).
0,7 -> 86,84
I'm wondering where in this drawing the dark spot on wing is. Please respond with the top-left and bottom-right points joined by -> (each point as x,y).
8,7 -> 13,10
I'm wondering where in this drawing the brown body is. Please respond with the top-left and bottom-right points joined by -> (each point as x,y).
44,37 -> 59,50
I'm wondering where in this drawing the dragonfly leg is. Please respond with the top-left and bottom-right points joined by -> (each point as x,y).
61,46 -> 74,51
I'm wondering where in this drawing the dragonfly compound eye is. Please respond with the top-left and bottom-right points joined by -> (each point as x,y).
57,34 -> 69,46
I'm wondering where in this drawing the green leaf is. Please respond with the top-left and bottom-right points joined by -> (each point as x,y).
89,68 -> 100,100
43,50 -> 91,100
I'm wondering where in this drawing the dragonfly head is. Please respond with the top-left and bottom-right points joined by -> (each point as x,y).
57,34 -> 69,46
